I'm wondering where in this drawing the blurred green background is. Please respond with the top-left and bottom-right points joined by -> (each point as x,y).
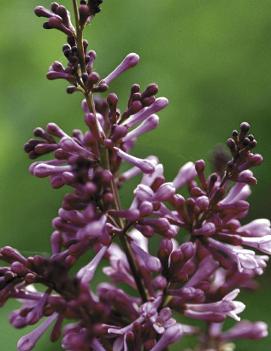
0,0 -> 271,350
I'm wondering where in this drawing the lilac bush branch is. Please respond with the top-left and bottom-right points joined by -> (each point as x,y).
0,1 -> 270,351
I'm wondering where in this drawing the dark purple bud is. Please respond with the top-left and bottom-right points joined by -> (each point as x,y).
56,5 -> 70,25
142,96 -> 156,107
66,86 -> 79,94
158,239 -> 173,263
181,242 -> 195,260
34,6 -> 57,19
240,122 -> 251,138
190,187 -> 205,197
25,273 -> 37,284
10,262 -> 27,275
47,123 -> 67,137
88,0 -> 103,16
51,2 -> 60,13
100,169 -> 113,184
131,83 -> 140,94
87,72 -> 100,86
131,92 -> 142,101
152,276 -> 167,290
107,93 -> 118,107
44,17 -> 73,37
34,144 -> 58,155
208,173 -> 218,193
84,113 -> 104,140
79,4 -> 91,25
227,138 -> 236,153
125,100 -> 143,117
142,83 -> 159,98
111,125 -> 128,141
0,246 -> 27,264
47,70 -> 76,84
93,82 -> 108,92
136,224 -> 154,237
50,315 -> 64,342
170,249 -> 183,266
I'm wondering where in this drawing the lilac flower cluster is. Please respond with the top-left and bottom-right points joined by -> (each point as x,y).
0,1 -> 269,350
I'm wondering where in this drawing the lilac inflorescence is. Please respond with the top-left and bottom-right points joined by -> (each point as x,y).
0,1 -> 270,351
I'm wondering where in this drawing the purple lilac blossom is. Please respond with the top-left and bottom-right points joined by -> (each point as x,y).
0,1 -> 270,351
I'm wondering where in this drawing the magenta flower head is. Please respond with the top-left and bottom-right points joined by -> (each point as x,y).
0,1 -> 270,351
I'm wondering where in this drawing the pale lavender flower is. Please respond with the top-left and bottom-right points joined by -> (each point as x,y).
172,161 -> 197,189
17,314 -> 58,351
77,245 -> 108,283
220,320 -> 268,341
237,219 -> 271,237
185,289 -> 245,322
102,53 -> 140,85
150,324 -> 183,351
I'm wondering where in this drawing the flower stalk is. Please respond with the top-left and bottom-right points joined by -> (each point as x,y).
72,0 -> 148,303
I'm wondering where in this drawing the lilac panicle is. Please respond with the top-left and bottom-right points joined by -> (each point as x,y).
0,1 -> 270,351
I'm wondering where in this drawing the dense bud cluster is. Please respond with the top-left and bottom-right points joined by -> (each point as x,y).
0,1 -> 269,351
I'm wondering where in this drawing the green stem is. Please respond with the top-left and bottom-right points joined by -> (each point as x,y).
85,93 -> 102,141
102,145 -> 148,302
72,0 -> 86,74
71,0 -> 148,303
119,234 -> 148,302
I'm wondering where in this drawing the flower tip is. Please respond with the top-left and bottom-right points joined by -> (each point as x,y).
34,6 -> 43,16
240,121 -> 251,133
256,322 -> 269,338
103,53 -> 140,85
147,257 -> 162,272
148,114 -> 160,125
29,161 -> 42,174
155,97 -> 169,109
31,164 -> 50,177
34,6 -> 50,17
59,137 -> 73,149
195,159 -> 206,172
124,53 -> 140,67
224,289 -> 240,302
140,160 -> 156,174
17,336 -> 34,351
